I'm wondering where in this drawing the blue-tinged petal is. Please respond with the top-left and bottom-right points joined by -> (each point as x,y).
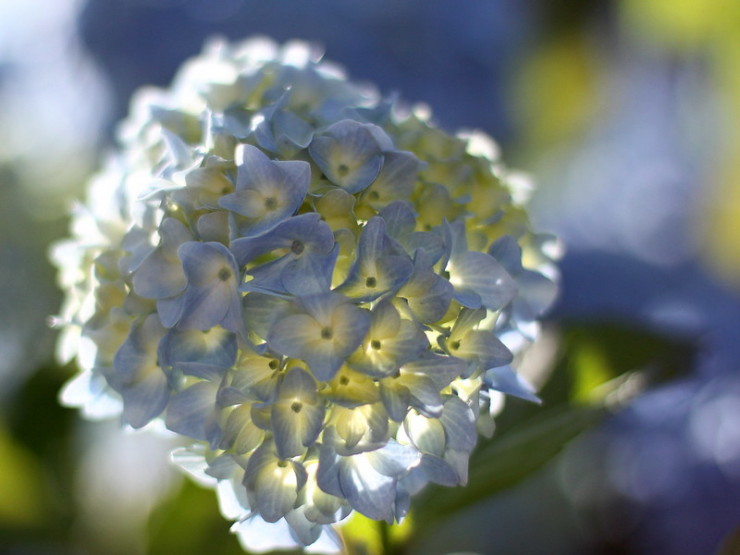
484,365 -> 541,404
232,515 -> 304,554
396,253 -> 454,324
284,509 -> 323,548
232,213 -> 337,296
301,460 -> 352,525
338,217 -> 413,302
220,354 -> 278,405
267,312 -> 323,356
350,301 -> 428,378
180,241 -> 239,286
156,295 -> 185,328
403,412 -> 446,456
330,403 -> 389,454
308,120 -> 384,193
443,449 -> 471,485
271,368 -> 325,458
272,401 -> 325,459
449,306 -> 487,336
316,444 -> 343,499
221,404 -> 265,454
267,317 -> 332,382
447,250 -> 518,311
314,188 -> 359,233
177,276 -> 242,332
117,363 -> 170,429
235,143 -> 284,190
379,381 -> 410,422
324,366 -> 381,408
242,257 -> 293,295
255,107 -> 314,157
170,445 -> 218,487
439,395 -> 478,452
403,231 -> 447,265
337,452 -> 396,522
197,211 -> 230,244
362,151 -> 418,206
183,164 -> 235,209
217,474 -> 251,520
221,107 -> 252,140
402,374 -> 444,417
230,212 -> 333,265
132,218 -> 190,299
317,441 -> 420,522
414,454 -> 460,487
219,144 -> 310,237
165,381 -> 220,443
518,269 -> 559,318
161,128 -> 196,172
242,293 -> 291,340
487,234 -> 524,275
267,293 -> 371,382
244,444 -> 306,523
446,329 -> 513,373
59,368 -> 123,419
377,201 -> 417,240
133,249 -> 187,299
159,326 -> 237,379
398,270 -> 454,324
160,216 -> 193,249
177,242 -> 244,334
219,188 -> 266,219
108,314 -> 169,428
275,396 -> 317,449
279,244 -> 338,296
205,452 -> 241,481
119,225 -> 153,275
400,353 -> 466,391
416,183 -> 461,230
304,525 -> 343,555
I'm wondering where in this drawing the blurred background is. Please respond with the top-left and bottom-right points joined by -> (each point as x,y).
1,1 -> 739,553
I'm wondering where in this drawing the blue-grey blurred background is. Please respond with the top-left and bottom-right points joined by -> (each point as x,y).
1,1 -> 739,554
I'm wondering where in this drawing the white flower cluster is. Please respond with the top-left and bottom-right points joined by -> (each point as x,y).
52,38 -> 558,552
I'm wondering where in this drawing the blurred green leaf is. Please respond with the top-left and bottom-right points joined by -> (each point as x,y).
560,323 -> 695,405
0,422 -> 48,527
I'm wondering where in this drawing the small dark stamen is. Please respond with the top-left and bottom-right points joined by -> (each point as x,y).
290,401 -> 303,413
442,270 -> 450,280
337,163 -> 350,176
218,267 -> 232,281
277,460 -> 288,468
268,359 -> 279,370
320,327 -> 333,340
264,197 -> 278,210
450,340 -> 461,351
368,190 -> 380,201
370,339 -> 382,350
365,276 -> 377,288
291,240 -> 305,255
339,376 -> 350,386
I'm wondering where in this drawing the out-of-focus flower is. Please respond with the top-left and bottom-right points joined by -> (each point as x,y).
51,37 -> 558,553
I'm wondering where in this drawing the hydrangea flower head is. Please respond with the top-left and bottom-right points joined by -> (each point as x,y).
52,37 -> 559,553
